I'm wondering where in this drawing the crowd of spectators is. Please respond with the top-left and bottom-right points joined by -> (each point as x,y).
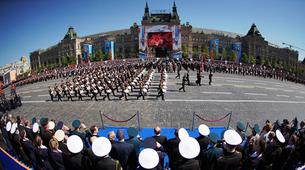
0,112 -> 305,170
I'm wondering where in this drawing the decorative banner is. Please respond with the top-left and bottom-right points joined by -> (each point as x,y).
209,39 -> 219,60
139,51 -> 147,60
138,26 -> 146,51
172,25 -> 181,51
232,42 -> 242,62
82,44 -> 92,63
172,51 -> 182,60
105,41 -> 115,61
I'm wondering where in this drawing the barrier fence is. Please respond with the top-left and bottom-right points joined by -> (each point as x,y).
191,111 -> 233,131
100,111 -> 141,130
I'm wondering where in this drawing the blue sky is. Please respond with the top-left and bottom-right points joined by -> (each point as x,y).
0,0 -> 305,66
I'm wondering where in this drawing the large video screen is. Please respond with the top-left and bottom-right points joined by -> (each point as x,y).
147,32 -> 173,50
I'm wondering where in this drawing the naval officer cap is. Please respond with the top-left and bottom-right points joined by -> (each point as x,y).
198,124 -> 210,136
48,121 -> 55,130
32,123 -> 39,133
138,148 -> 159,169
67,135 -> 83,154
178,128 -> 189,141
179,137 -> 200,159
92,137 -> 112,157
6,121 -> 12,132
223,129 -> 242,146
275,129 -> 285,143
54,130 -> 65,142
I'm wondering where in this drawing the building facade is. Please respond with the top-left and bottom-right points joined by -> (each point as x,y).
30,2 -> 298,71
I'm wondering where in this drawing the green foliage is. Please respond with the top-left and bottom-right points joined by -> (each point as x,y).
241,53 -> 249,63
249,55 -> 256,64
182,44 -> 188,58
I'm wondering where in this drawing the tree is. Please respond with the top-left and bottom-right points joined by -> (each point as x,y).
231,52 -> 237,62
249,55 -> 256,64
241,53 -> 249,63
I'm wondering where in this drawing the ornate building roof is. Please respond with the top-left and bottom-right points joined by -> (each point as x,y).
246,23 -> 262,37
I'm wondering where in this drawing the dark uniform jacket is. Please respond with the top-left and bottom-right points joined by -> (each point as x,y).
36,146 -> 54,170
50,150 -> 66,170
110,141 -> 136,170
215,150 -> 242,170
20,138 -> 38,168
92,156 -> 121,170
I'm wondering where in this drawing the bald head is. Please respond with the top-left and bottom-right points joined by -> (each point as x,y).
154,126 -> 161,136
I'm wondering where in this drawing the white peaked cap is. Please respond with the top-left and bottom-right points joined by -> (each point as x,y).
276,129 -> 285,143
6,122 -> 12,132
179,137 -> 200,159
224,129 -> 242,146
178,128 -> 189,141
32,123 -> 39,133
92,137 -> 112,157
67,135 -> 83,153
139,148 -> 159,169
54,130 -> 65,142
198,124 -> 210,136
48,121 -> 55,130
10,123 -> 18,134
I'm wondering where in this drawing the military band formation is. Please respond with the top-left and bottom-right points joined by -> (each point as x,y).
9,58 -> 305,102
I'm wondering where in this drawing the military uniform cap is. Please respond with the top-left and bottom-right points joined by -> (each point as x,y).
223,129 -> 242,146
31,117 -> 36,125
40,118 -> 49,127
237,121 -> 246,131
67,135 -> 83,153
32,123 -> 39,133
48,121 -> 55,130
127,127 -> 138,138
54,130 -> 65,142
179,137 -> 200,159
275,129 -> 285,143
72,119 -> 81,128
138,148 -> 159,169
198,124 -> 210,136
6,121 -> 12,132
56,121 -> 64,130
178,128 -> 189,141
92,137 -> 112,157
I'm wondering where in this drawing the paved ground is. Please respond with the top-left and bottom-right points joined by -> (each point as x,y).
7,70 -> 305,132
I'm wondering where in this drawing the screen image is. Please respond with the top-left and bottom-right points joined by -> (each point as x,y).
147,32 -> 173,50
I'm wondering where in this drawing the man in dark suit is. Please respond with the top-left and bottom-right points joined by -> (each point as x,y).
110,130 -> 136,170
166,129 -> 184,169
215,130 -> 242,170
152,126 -> 167,151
